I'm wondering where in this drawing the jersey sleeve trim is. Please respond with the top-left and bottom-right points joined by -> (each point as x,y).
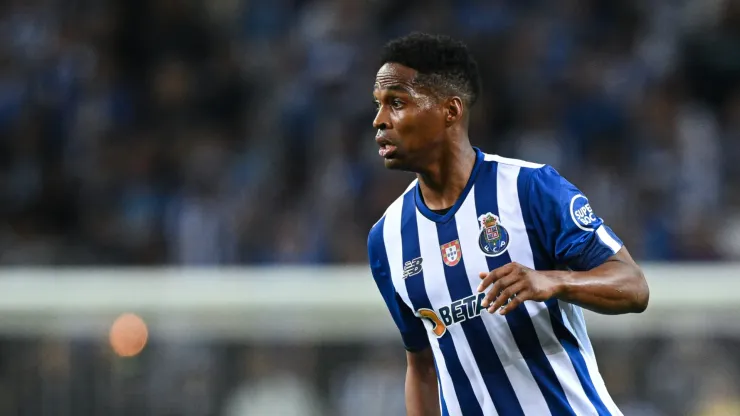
595,225 -> 622,254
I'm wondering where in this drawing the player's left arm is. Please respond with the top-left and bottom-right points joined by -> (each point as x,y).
478,166 -> 649,315
479,248 -> 647,315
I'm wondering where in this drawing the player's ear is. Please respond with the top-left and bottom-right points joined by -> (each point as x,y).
445,97 -> 464,126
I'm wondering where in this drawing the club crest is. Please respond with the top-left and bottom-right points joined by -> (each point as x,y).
440,240 -> 462,267
477,213 -> 509,257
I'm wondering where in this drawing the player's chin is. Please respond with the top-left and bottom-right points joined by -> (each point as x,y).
383,157 -> 409,171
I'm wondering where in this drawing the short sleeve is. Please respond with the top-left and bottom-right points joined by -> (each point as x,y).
526,166 -> 624,271
368,223 -> 430,352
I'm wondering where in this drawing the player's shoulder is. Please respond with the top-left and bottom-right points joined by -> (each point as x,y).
482,152 -> 555,180
480,152 -> 570,197
368,179 -> 418,243
482,152 -> 546,170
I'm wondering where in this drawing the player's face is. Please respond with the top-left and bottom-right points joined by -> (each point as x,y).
372,63 -> 447,171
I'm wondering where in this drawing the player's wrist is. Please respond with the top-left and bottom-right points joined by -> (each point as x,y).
547,270 -> 575,301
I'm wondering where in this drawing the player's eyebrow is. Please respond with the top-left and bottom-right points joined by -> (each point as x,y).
373,83 -> 412,94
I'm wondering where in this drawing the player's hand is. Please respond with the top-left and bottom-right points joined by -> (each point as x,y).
477,263 -> 562,315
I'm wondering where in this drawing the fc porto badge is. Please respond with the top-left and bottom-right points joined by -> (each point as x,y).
440,239 -> 462,267
477,213 -> 509,257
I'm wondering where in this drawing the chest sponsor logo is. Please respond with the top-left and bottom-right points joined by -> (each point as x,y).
416,293 -> 486,337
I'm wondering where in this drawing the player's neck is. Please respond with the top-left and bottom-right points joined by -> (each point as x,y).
416,142 -> 476,211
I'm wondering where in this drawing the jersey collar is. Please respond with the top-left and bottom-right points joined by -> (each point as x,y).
414,147 -> 485,224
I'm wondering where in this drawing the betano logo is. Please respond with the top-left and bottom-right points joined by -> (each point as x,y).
415,292 -> 487,337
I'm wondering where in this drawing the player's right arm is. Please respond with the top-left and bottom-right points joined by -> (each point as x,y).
406,348 -> 440,416
367,223 -> 439,415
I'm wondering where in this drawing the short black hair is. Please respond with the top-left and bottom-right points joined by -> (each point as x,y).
380,32 -> 481,107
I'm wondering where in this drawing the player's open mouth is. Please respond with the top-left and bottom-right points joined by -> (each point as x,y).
379,145 -> 397,158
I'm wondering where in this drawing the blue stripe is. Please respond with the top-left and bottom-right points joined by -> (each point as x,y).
400,191 -> 484,416
436,217 -> 525,415
434,360 -> 450,416
475,161 -> 576,416
518,169 -> 612,416
512,167 -> 554,271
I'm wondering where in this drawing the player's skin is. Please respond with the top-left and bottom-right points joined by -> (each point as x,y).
373,62 -> 650,416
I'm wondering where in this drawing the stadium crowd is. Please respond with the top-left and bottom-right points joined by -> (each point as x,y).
1,0 -> 739,266
0,0 -> 739,415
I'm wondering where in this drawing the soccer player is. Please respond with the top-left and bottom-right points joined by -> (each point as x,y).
367,33 -> 649,416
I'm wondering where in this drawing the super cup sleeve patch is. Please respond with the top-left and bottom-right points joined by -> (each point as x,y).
569,194 -> 599,232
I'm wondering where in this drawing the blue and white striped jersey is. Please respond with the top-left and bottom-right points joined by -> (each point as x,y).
367,148 -> 624,416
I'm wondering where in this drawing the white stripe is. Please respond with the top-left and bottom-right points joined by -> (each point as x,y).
383,196 -> 463,416
496,163 -> 599,416
415,210 -> 495,415
560,303 -> 623,416
596,225 -> 622,254
545,351 -> 597,416
559,302 -> 594,358
383,196 -> 408,304
456,187 -> 550,415
485,153 -> 545,169
438,379 -> 444,414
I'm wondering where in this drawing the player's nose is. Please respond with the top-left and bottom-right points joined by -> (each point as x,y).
372,107 -> 390,131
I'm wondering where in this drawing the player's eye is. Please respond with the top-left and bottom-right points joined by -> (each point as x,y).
391,98 -> 404,109
373,101 -> 380,111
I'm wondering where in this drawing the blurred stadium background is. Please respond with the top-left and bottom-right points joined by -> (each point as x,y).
0,0 -> 739,415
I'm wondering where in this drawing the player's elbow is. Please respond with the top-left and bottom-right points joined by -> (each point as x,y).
629,266 -> 649,313
407,348 -> 436,378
